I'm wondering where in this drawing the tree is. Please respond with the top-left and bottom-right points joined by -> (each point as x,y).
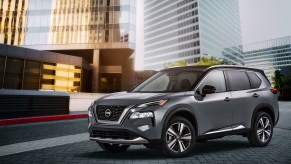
197,56 -> 224,66
271,70 -> 286,94
164,56 -> 224,69
164,60 -> 187,68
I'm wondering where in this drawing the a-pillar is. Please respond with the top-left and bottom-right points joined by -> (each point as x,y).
92,49 -> 100,92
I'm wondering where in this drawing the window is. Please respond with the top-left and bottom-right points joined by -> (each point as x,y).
247,72 -> 262,89
198,71 -> 226,93
132,71 -> 202,93
4,58 -> 24,89
226,71 -> 251,91
23,60 -> 41,90
0,56 -> 5,88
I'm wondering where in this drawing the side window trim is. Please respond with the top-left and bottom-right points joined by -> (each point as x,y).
194,70 -> 227,94
223,70 -> 231,92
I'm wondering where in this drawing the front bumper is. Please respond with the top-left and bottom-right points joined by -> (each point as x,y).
88,105 -> 166,145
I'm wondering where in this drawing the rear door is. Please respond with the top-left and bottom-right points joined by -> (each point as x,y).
225,70 -> 262,129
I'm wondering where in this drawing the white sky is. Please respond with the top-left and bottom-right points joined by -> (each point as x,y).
135,0 -> 291,70
240,0 -> 291,44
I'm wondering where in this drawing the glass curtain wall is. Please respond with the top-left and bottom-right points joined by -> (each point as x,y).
0,0 -> 135,46
0,56 -> 81,92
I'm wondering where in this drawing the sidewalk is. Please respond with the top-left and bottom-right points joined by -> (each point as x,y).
0,112 -> 87,126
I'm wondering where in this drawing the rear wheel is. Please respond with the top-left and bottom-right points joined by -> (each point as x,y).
248,112 -> 273,146
162,117 -> 196,157
98,143 -> 130,153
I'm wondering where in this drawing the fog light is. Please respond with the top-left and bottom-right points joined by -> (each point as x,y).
130,112 -> 154,119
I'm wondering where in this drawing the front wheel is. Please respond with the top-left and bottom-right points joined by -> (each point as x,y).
247,112 -> 273,146
98,143 -> 130,153
162,117 -> 196,157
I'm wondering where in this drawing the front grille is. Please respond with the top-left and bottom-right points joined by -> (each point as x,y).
91,130 -> 137,140
95,105 -> 127,121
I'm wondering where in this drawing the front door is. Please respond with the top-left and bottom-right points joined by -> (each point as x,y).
194,70 -> 233,135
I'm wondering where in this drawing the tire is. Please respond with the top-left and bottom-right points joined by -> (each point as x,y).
162,117 -> 196,157
98,143 -> 130,153
247,112 -> 273,147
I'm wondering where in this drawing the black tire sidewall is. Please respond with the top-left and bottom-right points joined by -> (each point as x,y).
162,116 -> 196,157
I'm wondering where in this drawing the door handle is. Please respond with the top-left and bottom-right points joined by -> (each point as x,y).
224,97 -> 231,102
252,93 -> 260,98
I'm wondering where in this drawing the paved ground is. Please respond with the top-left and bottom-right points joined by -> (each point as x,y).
0,101 -> 290,164
276,101 -> 291,130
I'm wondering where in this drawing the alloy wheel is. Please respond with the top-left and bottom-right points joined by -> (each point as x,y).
166,122 -> 192,153
256,117 -> 272,143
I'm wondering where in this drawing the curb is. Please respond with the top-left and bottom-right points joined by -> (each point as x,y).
0,114 -> 88,126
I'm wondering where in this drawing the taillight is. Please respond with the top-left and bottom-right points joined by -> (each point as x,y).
270,88 -> 278,94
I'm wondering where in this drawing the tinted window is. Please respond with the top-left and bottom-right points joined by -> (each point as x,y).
227,71 -> 251,91
6,57 -> 24,73
132,71 -> 202,93
198,71 -> 226,93
247,72 -> 262,89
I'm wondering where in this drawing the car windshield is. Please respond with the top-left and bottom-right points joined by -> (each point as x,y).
132,71 -> 202,93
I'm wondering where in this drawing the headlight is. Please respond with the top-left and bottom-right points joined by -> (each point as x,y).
88,102 -> 94,117
130,112 -> 154,119
88,107 -> 93,117
137,99 -> 168,108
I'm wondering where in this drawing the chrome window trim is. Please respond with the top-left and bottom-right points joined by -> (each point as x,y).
93,105 -> 135,125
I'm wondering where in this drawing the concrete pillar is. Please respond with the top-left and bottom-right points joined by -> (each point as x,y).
92,49 -> 100,92
121,53 -> 135,91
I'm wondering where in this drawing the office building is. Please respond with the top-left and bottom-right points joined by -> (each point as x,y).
143,0 -> 243,70
0,0 -> 136,92
244,36 -> 291,80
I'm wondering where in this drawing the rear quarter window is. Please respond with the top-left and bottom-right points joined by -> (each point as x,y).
226,70 -> 251,91
247,72 -> 262,89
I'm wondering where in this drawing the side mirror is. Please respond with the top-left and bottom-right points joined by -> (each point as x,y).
201,85 -> 216,97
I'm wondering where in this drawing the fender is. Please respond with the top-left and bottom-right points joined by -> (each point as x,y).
161,107 -> 198,138
251,103 -> 275,128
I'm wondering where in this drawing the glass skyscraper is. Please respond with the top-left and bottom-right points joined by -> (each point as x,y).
0,0 -> 135,47
244,36 -> 291,80
143,0 -> 243,70
0,0 -> 136,93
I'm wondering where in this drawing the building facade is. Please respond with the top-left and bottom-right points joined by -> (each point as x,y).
0,0 -> 136,92
0,44 -> 91,92
244,36 -> 291,80
143,0 -> 243,70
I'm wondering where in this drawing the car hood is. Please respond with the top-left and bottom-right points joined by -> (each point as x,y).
94,91 -> 172,106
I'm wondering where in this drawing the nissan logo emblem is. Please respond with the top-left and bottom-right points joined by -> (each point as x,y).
105,109 -> 112,117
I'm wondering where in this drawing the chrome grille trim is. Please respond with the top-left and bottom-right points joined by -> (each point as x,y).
94,105 -> 134,125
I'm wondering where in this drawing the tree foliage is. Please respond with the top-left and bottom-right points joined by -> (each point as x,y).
196,56 -> 224,66
271,70 -> 286,94
164,60 -> 187,68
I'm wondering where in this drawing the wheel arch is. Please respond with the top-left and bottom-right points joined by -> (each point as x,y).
251,103 -> 275,128
161,107 -> 198,138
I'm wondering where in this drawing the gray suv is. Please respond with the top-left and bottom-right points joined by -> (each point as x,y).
88,65 -> 279,157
